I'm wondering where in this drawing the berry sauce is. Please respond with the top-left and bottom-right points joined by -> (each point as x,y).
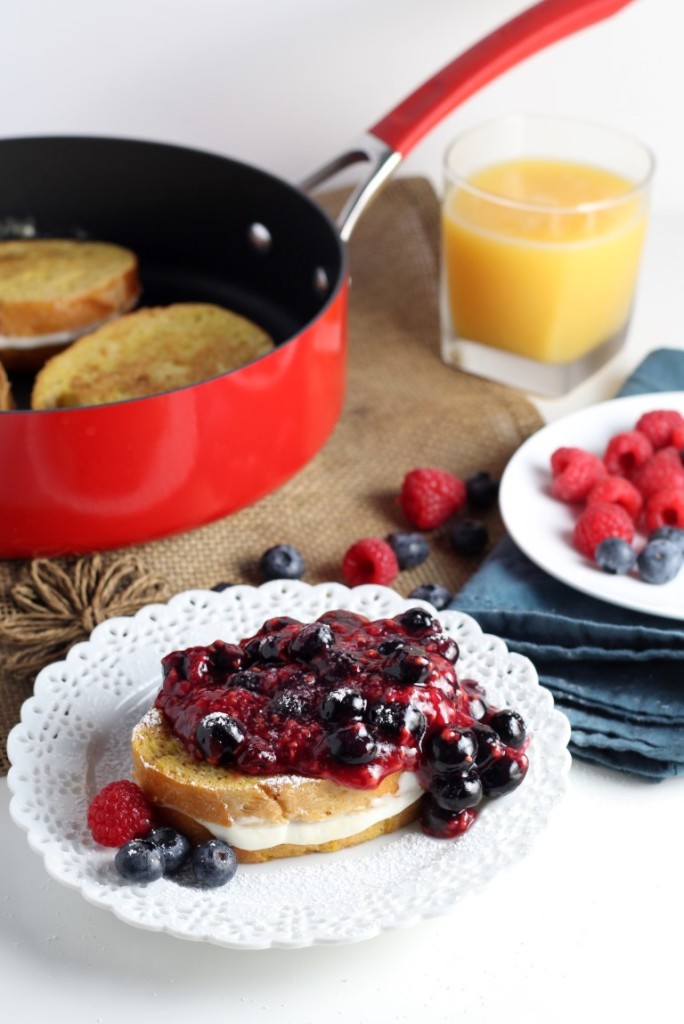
154,608 -> 529,839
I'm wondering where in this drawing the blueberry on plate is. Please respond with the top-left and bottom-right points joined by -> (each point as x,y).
488,709 -> 527,750
649,525 -> 684,554
408,583 -> 452,610
637,538 -> 684,584
114,839 -> 165,883
258,543 -> 306,581
191,839 -> 238,888
386,531 -> 430,569
146,827 -> 192,874
595,537 -> 637,575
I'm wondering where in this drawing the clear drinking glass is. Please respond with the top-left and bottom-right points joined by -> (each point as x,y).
440,114 -> 654,397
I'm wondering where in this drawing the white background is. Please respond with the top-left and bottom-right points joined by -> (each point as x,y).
3,3 -> 684,1022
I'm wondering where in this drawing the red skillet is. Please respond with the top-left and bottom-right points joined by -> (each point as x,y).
0,0 -> 633,558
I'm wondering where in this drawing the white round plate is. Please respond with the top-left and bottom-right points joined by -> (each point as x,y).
7,581 -> 570,950
500,391 -> 684,620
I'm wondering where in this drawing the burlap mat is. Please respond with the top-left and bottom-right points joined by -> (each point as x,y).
0,177 -> 543,773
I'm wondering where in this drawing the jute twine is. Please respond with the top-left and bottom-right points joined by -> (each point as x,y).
0,178 -> 543,773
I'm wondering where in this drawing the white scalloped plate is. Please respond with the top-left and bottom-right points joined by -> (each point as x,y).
7,581 -> 571,950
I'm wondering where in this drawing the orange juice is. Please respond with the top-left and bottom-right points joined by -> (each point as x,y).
442,158 -> 648,364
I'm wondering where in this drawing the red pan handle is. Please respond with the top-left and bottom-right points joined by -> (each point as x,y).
370,0 -> 634,157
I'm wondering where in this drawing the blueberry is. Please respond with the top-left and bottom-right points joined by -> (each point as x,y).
290,622 -> 335,661
488,709 -> 527,749
191,839 -> 238,888
259,544 -> 305,581
480,754 -> 527,797
321,687 -> 366,723
420,796 -> 476,839
327,722 -> 377,764
424,725 -> 477,775
637,538 -> 684,584
466,472 -> 500,511
450,520 -> 489,556
386,531 -> 430,569
408,583 -> 452,611
146,827 -> 192,873
367,701 -> 426,741
211,581 -> 236,592
195,712 -> 246,764
595,537 -> 637,575
472,723 -> 504,769
229,669 -> 263,692
318,648 -> 362,683
269,690 -> 308,719
383,644 -> 431,686
467,695 -> 487,721
398,607 -> 437,635
377,638 -> 405,655
243,634 -> 287,664
431,767 -> 483,813
649,526 -> 684,554
114,839 -> 165,883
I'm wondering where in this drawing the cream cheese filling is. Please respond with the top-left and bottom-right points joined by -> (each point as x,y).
194,772 -> 423,851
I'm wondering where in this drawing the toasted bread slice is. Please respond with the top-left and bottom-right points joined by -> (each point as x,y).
0,239 -> 140,370
31,302 -> 275,409
131,709 -> 421,863
0,360 -> 13,410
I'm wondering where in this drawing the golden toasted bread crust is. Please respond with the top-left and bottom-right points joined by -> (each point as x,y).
131,709 -> 420,863
31,302 -> 274,408
0,239 -> 140,370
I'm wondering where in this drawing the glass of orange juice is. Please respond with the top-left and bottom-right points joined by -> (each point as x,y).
441,115 -> 654,397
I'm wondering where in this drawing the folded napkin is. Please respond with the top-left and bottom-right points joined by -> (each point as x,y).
450,348 -> 684,780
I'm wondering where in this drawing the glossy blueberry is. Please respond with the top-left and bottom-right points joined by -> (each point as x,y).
243,633 -> 287,664
424,725 -> 477,775
472,723 -> 504,769
318,648 -> 362,683
450,520 -> 489,556
649,526 -> 684,553
376,638 -> 405,656
383,644 -> 431,686
208,641 -> 244,675
386,531 -> 430,569
229,669 -> 263,693
258,544 -> 306,581
480,754 -> 528,797
114,839 -> 165,883
431,767 -> 483,813
488,709 -> 527,749
269,690 -> 308,719
327,722 -> 378,764
408,583 -> 452,611
191,839 -> 238,888
420,797 -> 476,839
595,537 -> 637,575
466,472 -> 500,511
290,622 -> 335,661
321,687 -> 367,723
637,538 -> 684,584
367,701 -> 426,741
195,712 -> 246,764
467,695 -> 488,721
146,827 -> 192,874
398,607 -> 437,635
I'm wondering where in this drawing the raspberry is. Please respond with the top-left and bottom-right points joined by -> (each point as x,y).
586,475 -> 643,521
672,424 -> 684,450
400,468 -> 466,529
632,447 -> 684,499
644,487 -> 684,533
603,430 -> 653,477
572,502 -> 635,560
635,409 -> 684,450
341,537 -> 399,586
550,447 -> 607,502
87,779 -> 156,847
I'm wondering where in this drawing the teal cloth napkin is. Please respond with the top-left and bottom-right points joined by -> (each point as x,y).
450,348 -> 684,780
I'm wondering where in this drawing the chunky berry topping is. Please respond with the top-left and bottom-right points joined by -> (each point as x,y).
400,468 -> 467,529
155,610 -> 529,839
87,780 -> 156,847
341,537 -> 399,586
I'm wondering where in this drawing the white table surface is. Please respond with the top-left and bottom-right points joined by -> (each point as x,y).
3,1 -> 684,1018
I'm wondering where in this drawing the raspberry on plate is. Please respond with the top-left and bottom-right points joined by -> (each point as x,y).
573,502 -> 635,560
644,487 -> 684,533
341,537 -> 399,586
399,468 -> 466,529
603,430 -> 653,477
586,475 -> 643,521
87,779 -> 156,847
635,409 -> 684,450
632,447 -> 684,499
550,447 -> 606,502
